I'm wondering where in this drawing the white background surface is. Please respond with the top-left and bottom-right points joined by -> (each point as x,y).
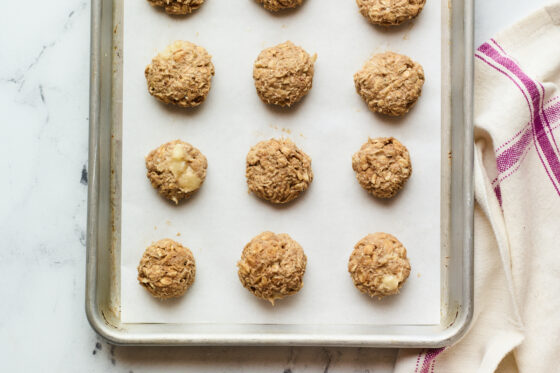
0,0 -> 551,371
121,0 -> 440,325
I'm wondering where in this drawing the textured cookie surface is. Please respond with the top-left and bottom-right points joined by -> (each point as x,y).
147,0 -> 205,15
352,137 -> 411,198
238,231 -> 307,304
348,233 -> 411,298
257,0 -> 304,12
356,0 -> 426,26
138,239 -> 196,299
246,138 -> 313,204
146,140 -> 208,204
253,41 -> 316,107
145,41 -> 214,108
354,51 -> 424,116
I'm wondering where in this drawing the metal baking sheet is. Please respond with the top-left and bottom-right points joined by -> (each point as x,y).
87,0 -> 473,346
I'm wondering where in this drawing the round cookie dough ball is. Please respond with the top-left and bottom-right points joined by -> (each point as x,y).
138,239 -> 196,299
352,137 -> 412,198
147,0 -> 205,15
354,51 -> 424,117
145,41 -> 215,108
253,41 -> 317,107
246,138 -> 313,204
146,140 -> 208,204
237,231 -> 307,304
348,233 -> 411,298
257,0 -> 304,12
356,0 -> 426,26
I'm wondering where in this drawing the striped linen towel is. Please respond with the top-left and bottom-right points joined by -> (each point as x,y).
394,3 -> 560,372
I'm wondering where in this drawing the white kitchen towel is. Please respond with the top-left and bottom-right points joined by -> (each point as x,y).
394,3 -> 560,373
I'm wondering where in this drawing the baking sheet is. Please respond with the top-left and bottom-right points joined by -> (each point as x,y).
121,0 -> 441,325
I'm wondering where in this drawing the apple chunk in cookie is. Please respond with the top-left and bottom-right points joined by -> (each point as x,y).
348,233 -> 411,298
146,140 -> 207,204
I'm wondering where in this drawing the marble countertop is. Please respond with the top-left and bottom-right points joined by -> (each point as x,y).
0,0 -> 550,371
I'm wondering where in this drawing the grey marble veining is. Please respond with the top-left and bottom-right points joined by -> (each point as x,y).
90,344 -> 397,372
0,0 -> 549,371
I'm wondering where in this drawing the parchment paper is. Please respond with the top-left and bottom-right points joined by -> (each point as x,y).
121,0 -> 441,325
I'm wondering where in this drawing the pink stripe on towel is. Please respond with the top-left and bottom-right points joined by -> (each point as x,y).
495,101 -> 560,175
477,41 -> 560,198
